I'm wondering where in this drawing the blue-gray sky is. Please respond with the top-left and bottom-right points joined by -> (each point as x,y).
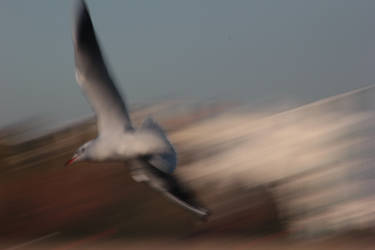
1,0 -> 375,127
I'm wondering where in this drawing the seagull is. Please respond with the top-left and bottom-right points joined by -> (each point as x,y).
65,0 -> 209,218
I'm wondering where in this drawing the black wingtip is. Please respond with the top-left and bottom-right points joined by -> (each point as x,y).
198,209 -> 211,222
74,0 -> 98,51
75,0 -> 88,21
75,0 -> 89,28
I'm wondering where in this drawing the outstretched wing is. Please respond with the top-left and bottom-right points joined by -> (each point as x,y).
73,1 -> 132,135
129,158 -> 209,218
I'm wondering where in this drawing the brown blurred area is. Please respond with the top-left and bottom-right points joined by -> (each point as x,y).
0,101 -> 281,249
2,87 -> 375,249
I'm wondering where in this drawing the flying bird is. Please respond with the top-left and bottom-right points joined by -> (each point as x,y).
66,0 -> 209,218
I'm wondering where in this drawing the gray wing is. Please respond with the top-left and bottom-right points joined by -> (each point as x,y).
129,158 -> 209,218
141,117 -> 177,174
73,1 -> 132,135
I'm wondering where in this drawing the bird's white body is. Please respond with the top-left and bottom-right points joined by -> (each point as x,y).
87,124 -> 174,164
88,131 -> 165,160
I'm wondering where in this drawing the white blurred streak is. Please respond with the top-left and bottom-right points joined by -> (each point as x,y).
170,85 -> 375,236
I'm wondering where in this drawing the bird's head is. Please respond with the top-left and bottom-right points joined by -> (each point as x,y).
65,140 -> 93,166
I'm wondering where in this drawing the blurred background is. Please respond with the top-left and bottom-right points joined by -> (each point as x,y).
2,0 -> 375,249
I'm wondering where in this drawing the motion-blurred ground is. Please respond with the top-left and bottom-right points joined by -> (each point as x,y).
2,86 -> 375,249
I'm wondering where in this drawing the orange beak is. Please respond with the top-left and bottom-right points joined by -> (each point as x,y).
65,155 -> 78,166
